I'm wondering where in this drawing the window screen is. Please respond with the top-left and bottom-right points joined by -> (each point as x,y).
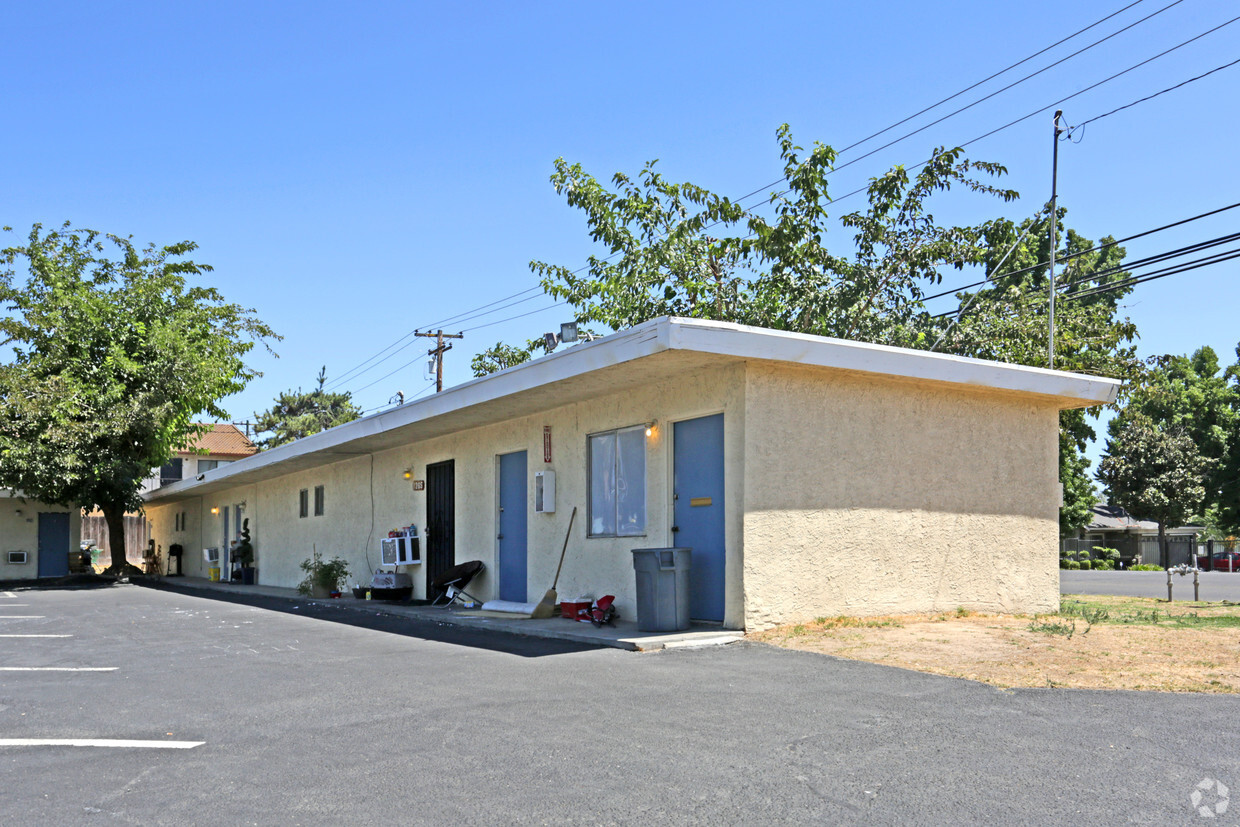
588,426 -> 646,537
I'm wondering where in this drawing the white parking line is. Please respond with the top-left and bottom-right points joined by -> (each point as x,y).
0,591 -> 16,598
0,667 -> 118,672
0,635 -> 73,638
0,604 -> 30,607
0,616 -> 45,619
0,739 -> 203,749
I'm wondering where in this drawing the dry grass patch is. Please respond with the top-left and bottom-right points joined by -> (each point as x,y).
752,596 -> 1240,693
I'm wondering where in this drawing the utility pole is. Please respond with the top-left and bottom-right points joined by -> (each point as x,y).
1048,109 -> 1065,369
415,330 -> 463,393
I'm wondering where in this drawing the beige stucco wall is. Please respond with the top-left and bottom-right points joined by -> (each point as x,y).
148,363 -> 748,625
741,362 -> 1061,630
0,497 -> 82,580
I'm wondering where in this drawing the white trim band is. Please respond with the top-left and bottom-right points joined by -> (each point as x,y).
0,739 -> 203,749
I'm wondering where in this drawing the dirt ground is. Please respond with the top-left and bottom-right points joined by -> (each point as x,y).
752,594 -> 1240,693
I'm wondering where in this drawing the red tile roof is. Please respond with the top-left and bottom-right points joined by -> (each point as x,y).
178,424 -> 259,458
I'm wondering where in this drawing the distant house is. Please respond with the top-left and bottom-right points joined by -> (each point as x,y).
0,490 -> 82,580
1078,504 -> 1201,566
140,424 -> 259,493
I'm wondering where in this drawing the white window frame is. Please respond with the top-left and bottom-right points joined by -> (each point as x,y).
587,425 -> 647,538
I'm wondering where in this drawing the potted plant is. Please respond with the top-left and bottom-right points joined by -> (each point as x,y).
232,518 -> 257,584
298,549 -> 351,598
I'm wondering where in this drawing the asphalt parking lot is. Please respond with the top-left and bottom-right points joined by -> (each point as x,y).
2,583 -> 1238,825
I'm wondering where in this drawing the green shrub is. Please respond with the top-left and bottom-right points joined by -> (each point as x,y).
1065,560 -> 1080,570
1094,560 -> 1114,571
1130,564 -> 1164,571
1076,549 -> 1091,561
1092,546 -> 1120,564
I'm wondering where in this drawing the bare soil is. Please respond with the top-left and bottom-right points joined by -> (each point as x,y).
751,594 -> 1240,693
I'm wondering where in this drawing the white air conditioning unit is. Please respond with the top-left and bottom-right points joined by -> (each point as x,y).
380,533 -> 420,566
203,547 -> 220,563
6,551 -> 28,564
535,470 -> 556,513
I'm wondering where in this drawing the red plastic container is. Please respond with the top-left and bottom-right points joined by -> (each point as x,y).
560,600 -> 591,619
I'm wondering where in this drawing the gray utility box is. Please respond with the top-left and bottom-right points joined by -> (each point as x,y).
631,547 -> 692,632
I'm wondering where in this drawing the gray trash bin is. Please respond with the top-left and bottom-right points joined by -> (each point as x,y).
631,547 -> 692,632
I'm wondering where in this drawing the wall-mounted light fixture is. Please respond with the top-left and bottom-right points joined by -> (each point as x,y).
210,506 -> 220,515
403,469 -> 413,480
645,419 -> 658,437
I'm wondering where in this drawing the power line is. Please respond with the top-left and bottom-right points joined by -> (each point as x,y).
922,201 -> 1240,303
804,0 -> 1189,185
460,301 -> 568,334
729,0 -> 1165,206
932,236 -> 1240,320
1067,55 -> 1240,136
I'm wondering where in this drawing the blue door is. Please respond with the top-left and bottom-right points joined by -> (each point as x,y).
674,414 -> 725,622
37,512 -> 70,578
498,451 -> 528,603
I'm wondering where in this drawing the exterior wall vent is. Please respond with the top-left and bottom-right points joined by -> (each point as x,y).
7,551 -> 28,564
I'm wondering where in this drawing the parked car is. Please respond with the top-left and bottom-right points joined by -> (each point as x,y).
1197,550 -> 1240,572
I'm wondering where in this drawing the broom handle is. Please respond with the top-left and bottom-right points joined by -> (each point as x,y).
551,507 -> 577,590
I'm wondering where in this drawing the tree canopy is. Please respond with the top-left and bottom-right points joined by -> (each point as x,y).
0,222 -> 277,571
1102,345 -> 1240,539
1097,414 -> 1210,567
252,366 -> 361,449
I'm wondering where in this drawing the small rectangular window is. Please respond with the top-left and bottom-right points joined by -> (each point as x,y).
587,425 -> 646,537
160,458 -> 183,487
198,459 -> 219,472
299,489 -> 309,518
314,485 -> 325,517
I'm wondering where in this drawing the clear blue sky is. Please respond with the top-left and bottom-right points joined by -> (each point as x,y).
4,1 -> 1238,466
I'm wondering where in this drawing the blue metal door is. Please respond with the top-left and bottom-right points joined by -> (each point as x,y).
673,414 -> 725,621
37,512 -> 70,578
498,451 -> 528,603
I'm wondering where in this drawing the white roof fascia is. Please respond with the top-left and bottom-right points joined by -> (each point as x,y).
148,316 -> 1119,502
665,317 -> 1120,407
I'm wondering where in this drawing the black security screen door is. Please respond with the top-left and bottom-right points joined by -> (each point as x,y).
425,459 -> 456,596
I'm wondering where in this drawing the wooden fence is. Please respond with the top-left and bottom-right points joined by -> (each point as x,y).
81,514 -> 150,567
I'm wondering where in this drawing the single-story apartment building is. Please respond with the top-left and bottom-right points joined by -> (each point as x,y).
143,316 -> 1119,630
1,491 -> 83,580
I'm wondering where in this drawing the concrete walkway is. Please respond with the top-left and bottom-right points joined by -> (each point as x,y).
141,575 -> 743,652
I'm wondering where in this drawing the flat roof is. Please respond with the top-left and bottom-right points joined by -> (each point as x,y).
146,316 -> 1121,504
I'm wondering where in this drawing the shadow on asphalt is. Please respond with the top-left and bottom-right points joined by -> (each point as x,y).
135,580 -> 608,659
0,574 -> 123,591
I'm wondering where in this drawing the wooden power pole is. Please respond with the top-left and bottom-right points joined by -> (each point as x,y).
415,330 -> 463,393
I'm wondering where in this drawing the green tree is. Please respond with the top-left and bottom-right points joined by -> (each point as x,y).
1097,414 -> 1210,567
1103,345 -> 1240,536
1219,345 -> 1240,534
252,366 -> 361,449
470,342 -> 533,378
0,223 -> 277,572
